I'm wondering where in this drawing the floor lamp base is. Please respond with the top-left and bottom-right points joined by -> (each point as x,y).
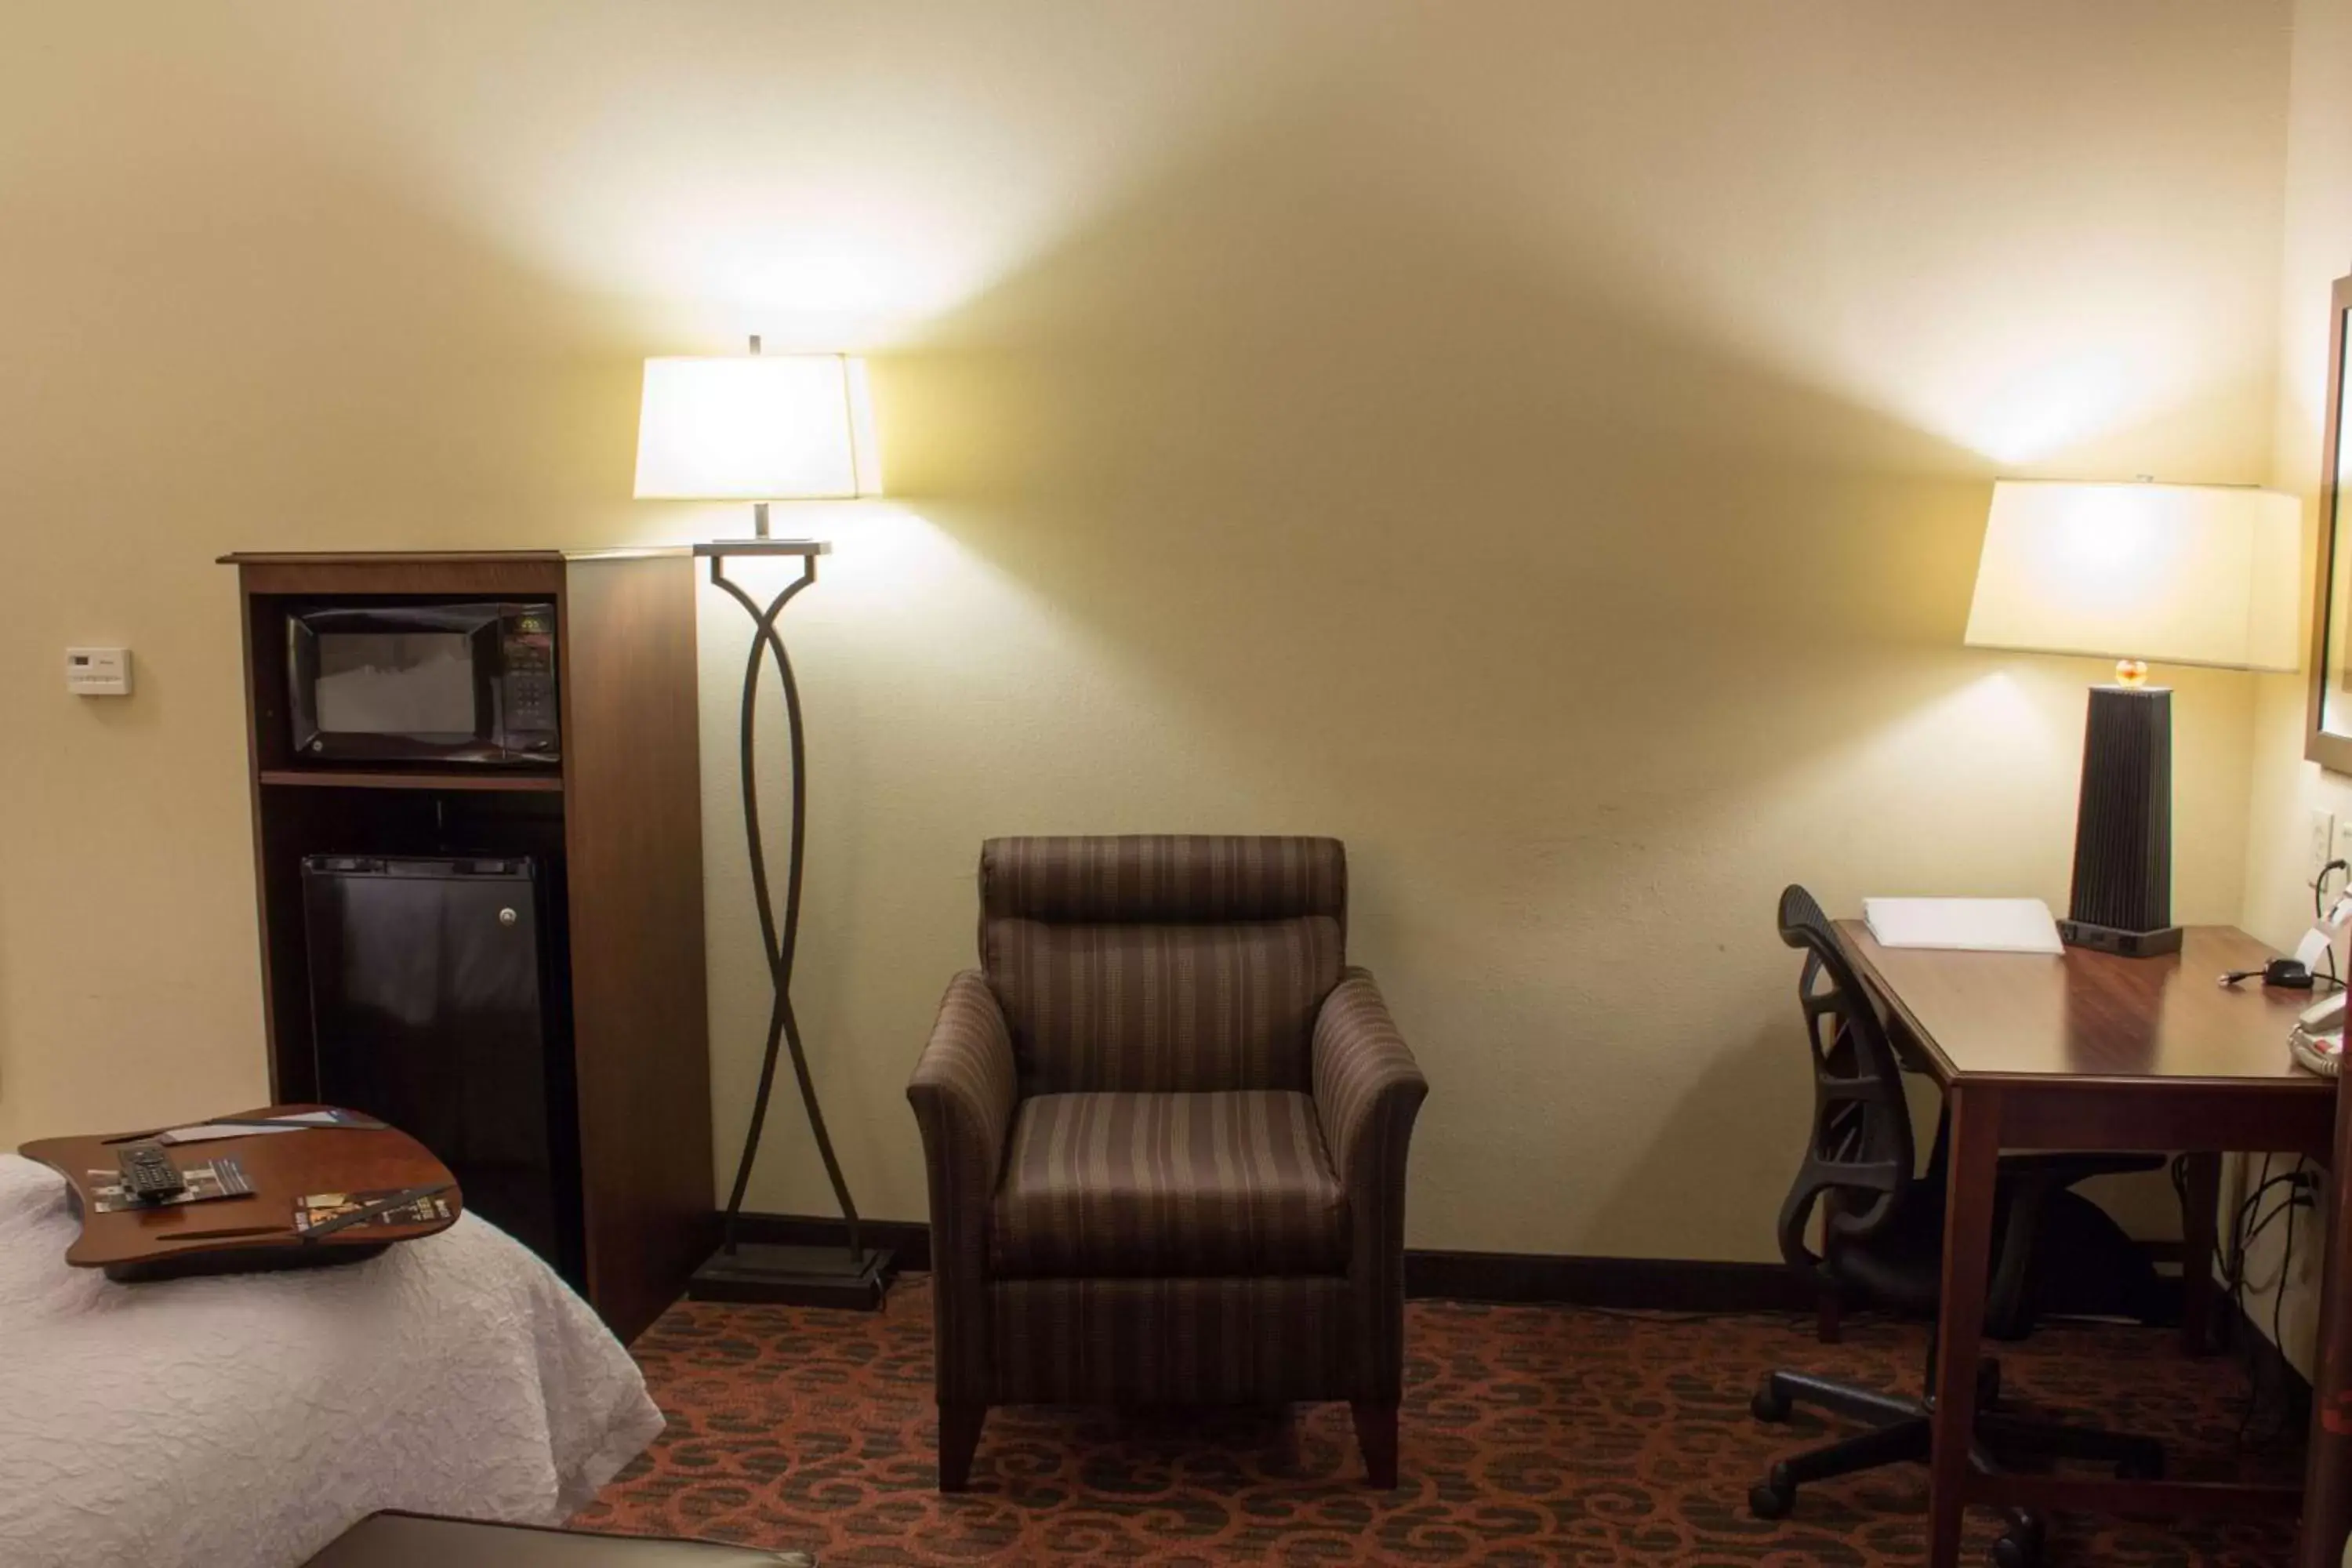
688,1241 -> 895,1311
2057,919 -> 2184,958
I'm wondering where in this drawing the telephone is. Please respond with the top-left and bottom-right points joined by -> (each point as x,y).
2290,990 -> 2345,1077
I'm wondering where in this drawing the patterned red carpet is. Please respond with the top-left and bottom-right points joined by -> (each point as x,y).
575,1276 -> 2298,1566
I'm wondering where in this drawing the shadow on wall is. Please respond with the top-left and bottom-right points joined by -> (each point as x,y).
880,90 -> 2005,849
0,70 -> 649,559
841,94 -> 2023,1255
0,845 -> 13,1119
0,53 -> 660,1149
1584,1025 -> 1801,1260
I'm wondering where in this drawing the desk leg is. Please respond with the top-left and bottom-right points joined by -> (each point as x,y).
1929,1083 -> 2002,1568
2180,1151 -> 2221,1357
2299,1080 -> 2352,1568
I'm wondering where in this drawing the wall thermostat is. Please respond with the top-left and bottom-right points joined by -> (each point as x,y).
65,647 -> 132,697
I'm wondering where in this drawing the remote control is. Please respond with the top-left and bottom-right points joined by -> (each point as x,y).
116,1141 -> 186,1203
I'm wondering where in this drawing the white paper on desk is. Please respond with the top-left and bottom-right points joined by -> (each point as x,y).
1862,897 -> 2063,954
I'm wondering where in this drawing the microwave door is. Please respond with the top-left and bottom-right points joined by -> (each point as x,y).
289,606 -> 502,762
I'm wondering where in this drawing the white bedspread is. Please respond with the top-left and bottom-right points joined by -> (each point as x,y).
0,1152 -> 663,1568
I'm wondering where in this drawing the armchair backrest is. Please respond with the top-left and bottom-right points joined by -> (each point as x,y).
979,835 -> 1348,1094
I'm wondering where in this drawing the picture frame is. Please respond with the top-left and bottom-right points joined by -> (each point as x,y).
2305,271 -> 2352,772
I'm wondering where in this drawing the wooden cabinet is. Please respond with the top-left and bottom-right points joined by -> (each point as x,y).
222,550 -> 714,1342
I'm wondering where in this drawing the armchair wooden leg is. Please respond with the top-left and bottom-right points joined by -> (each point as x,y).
938,1402 -> 986,1493
1351,1400 -> 1399,1489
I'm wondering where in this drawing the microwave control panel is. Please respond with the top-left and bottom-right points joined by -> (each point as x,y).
501,608 -> 559,747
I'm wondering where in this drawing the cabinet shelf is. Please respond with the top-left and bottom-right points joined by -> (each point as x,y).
259,768 -> 564,794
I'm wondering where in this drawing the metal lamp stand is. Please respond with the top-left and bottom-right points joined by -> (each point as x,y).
687,534 -> 891,1309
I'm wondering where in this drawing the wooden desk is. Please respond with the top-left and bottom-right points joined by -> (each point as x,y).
1834,922 -> 2345,1568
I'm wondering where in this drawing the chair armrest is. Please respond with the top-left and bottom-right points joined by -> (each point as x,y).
1312,968 -> 1427,1404
906,971 -> 1019,1272
1312,968 -> 1430,1258
906,971 -> 1018,1406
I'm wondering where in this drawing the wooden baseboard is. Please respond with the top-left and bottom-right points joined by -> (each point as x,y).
1403,1247 -> 1813,1309
724,1214 -> 1813,1312
724,1214 -> 2190,1319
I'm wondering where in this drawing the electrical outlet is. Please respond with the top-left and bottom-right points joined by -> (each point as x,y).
2314,811 -> 2338,878
2335,816 -> 2352,873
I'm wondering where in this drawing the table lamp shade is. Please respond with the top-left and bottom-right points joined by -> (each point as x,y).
633,353 -> 878,501
1963,480 -> 2299,960
1964,481 -> 2299,673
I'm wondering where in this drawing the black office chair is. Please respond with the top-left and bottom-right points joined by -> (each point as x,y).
1748,887 -> 2170,1568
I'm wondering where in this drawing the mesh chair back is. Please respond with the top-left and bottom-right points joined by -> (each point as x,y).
1773,885 -> 1918,1280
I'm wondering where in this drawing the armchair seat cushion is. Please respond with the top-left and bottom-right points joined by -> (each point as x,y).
989,1090 -> 1348,1279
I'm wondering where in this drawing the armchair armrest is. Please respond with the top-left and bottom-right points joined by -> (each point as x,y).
1312,967 -> 1429,1270
907,971 -> 1019,1247
1312,968 -> 1427,1406
907,971 -> 1019,1406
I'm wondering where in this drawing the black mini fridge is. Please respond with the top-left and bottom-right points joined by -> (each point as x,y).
300,855 -> 582,1283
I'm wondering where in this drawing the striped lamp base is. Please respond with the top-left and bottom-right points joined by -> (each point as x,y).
2058,685 -> 2183,958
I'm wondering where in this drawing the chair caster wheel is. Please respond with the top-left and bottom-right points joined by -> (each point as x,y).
1991,1524 -> 2043,1568
1748,1465 -> 1795,1520
1751,1385 -> 1793,1424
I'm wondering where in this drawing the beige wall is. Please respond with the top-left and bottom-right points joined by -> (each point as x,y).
2235,0 -> 2352,1375
0,3 -> 2294,1262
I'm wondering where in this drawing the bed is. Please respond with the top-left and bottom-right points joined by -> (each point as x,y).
0,1151 -> 663,1568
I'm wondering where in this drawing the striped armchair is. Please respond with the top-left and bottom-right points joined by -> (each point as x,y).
906,835 -> 1428,1491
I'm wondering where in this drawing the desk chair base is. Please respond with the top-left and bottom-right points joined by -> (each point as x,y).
1749,1363 -> 2165,1568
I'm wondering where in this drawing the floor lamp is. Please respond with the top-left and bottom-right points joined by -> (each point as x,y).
1963,480 -> 2299,956
634,341 -> 891,1308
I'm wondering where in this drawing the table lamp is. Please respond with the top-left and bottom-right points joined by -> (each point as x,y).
1965,480 -> 2299,956
635,339 -> 890,1308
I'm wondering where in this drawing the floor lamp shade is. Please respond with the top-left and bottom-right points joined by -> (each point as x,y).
1965,481 -> 2300,956
633,353 -> 879,504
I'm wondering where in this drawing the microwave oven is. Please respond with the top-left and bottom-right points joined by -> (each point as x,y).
286,601 -> 560,765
